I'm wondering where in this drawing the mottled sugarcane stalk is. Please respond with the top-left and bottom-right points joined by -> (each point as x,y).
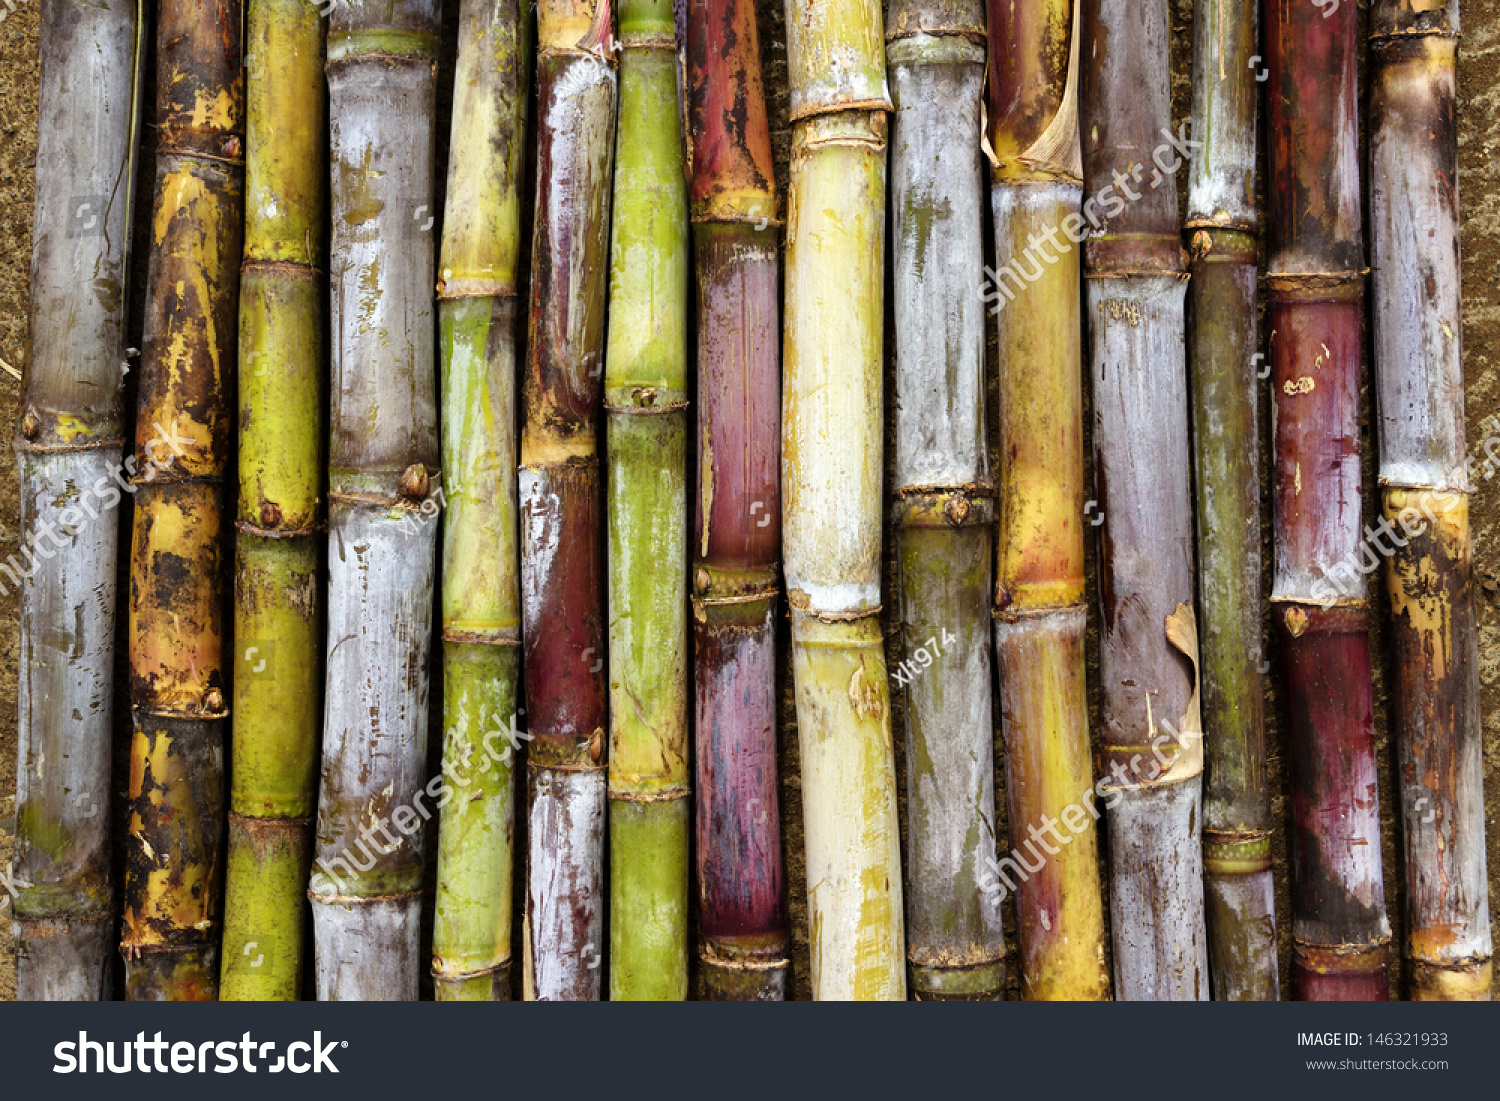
432,0 -> 529,1002
686,0 -> 788,1002
12,0 -> 142,1001
220,0 -> 325,1002
605,0 -> 690,1001
1082,0 -> 1207,1000
309,0 -> 442,1001
520,0 -> 616,1002
987,0 -> 1109,1001
120,0 -> 243,1001
783,0 -> 905,1001
1267,0 -> 1390,1001
1185,0 -> 1277,1000
887,0 -> 1003,1002
1370,0 -> 1490,1001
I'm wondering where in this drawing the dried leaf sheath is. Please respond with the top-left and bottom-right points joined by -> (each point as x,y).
1267,0 -> 1390,1001
219,0 -> 325,1002
13,0 -> 143,1001
1082,0 -> 1208,1000
1369,0 -> 1490,1001
120,0 -> 243,1001
432,0 -> 529,1002
1185,0 -> 1278,999
686,0 -> 788,1002
987,0 -> 1109,1002
783,0 -> 905,1001
887,0 -> 1003,1002
605,0 -> 691,1001
520,0 -> 616,1002
309,0 -> 443,1001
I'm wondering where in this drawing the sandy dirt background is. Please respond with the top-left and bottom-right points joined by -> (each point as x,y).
2,0 -> 1499,1000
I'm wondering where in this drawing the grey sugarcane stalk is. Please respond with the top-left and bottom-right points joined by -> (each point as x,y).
986,0 -> 1110,1001
520,0 -> 616,1001
309,0 -> 443,1001
120,0 -> 244,1001
1082,0 -> 1208,1000
1185,0 -> 1278,1000
783,0 -> 906,1000
12,0 -> 143,1000
605,0 -> 691,1001
219,0 -> 325,1002
431,0 -> 530,1002
1369,0 -> 1491,1001
886,0 -> 1003,1002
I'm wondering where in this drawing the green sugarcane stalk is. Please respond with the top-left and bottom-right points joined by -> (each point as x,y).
219,0 -> 326,1002
432,0 -> 530,1002
605,0 -> 691,1001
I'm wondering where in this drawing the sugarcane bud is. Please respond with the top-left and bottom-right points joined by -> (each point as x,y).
588,727 -> 603,763
632,387 -> 658,407
1283,605 -> 1309,638
19,407 -> 39,439
398,463 -> 430,501
945,495 -> 970,526
695,568 -> 711,593
222,135 -> 242,160
259,501 -> 282,529
202,687 -> 225,714
1190,230 -> 1212,259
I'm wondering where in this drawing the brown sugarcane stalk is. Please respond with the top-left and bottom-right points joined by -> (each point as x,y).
887,0 -> 1004,1002
985,0 -> 1109,1001
520,0 -> 616,1001
1082,0 -> 1208,1000
13,0 -> 143,1000
686,0 -> 789,1001
1369,0 -> 1490,1001
121,0 -> 244,1000
1267,0 -> 1391,1001
1185,0 -> 1278,999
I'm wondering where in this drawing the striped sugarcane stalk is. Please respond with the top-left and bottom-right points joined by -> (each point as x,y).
1369,0 -> 1490,1001
1081,0 -> 1208,1000
219,0 -> 325,1002
1267,0 -> 1390,1001
605,0 -> 690,1001
431,0 -> 530,1002
986,0 -> 1109,1001
12,0 -> 143,1001
783,0 -> 905,1001
119,0 -> 244,1001
309,0 -> 443,1001
1184,0 -> 1277,1000
520,0 -> 616,1001
886,0 -> 1003,1002
685,0 -> 788,1002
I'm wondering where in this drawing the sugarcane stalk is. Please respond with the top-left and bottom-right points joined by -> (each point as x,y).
685,0 -> 788,1002
219,0 -> 325,1002
1369,0 -> 1490,1001
986,0 -> 1109,1001
1082,0 -> 1207,1001
431,0 -> 530,1002
520,0 -> 616,1002
118,0 -> 244,1001
604,0 -> 690,1001
886,0 -> 1002,1002
309,0 -> 442,1001
11,0 -> 143,1001
783,0 -> 905,1001
1266,0 -> 1391,1001
1184,0 -> 1277,1000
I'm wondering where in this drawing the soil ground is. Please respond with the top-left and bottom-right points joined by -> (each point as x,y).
2,0 -> 1500,1000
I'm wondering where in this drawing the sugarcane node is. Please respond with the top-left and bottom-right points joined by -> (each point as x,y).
397,462 -> 430,501
19,407 -> 39,439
